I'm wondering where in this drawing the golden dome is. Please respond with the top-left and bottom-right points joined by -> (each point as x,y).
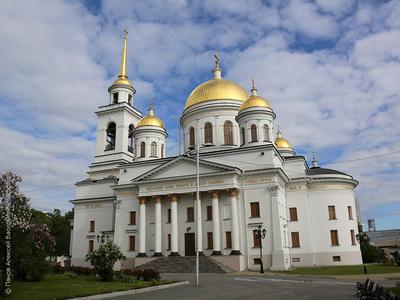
137,97 -> 164,128
185,78 -> 248,110
112,77 -> 133,87
137,115 -> 164,128
240,95 -> 271,110
275,136 -> 292,149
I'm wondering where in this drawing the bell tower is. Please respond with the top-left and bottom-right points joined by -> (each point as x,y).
93,30 -> 142,165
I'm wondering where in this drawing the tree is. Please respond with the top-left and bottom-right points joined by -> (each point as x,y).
86,239 -> 126,281
358,222 -> 379,263
0,171 -> 32,295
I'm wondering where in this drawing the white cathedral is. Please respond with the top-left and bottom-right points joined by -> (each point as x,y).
70,32 -> 362,271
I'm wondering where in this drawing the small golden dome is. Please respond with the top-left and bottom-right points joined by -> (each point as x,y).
240,95 -> 271,110
275,136 -> 292,149
137,115 -> 164,128
137,97 -> 164,128
275,128 -> 292,149
185,78 -> 248,110
112,76 -> 133,87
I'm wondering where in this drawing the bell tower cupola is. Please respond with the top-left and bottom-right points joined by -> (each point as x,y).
108,29 -> 136,106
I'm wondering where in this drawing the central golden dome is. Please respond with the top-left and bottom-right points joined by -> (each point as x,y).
184,78 -> 248,110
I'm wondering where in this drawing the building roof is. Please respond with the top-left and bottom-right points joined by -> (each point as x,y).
306,167 -> 350,176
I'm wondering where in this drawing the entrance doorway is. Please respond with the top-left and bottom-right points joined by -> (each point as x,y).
185,233 -> 195,256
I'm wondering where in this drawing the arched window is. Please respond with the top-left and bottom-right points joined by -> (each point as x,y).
240,127 -> 245,145
140,142 -> 146,157
189,127 -> 195,147
223,121 -> 233,145
106,122 -> 116,151
251,124 -> 258,142
263,124 -> 270,142
151,142 -> 157,157
204,122 -> 213,144
161,144 -> 164,158
128,124 -> 134,153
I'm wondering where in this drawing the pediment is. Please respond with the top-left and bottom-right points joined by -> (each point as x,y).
132,156 -> 237,182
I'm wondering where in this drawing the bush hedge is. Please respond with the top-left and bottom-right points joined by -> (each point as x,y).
53,265 -> 95,276
121,268 -> 160,281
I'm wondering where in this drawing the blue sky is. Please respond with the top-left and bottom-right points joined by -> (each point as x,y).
0,0 -> 399,230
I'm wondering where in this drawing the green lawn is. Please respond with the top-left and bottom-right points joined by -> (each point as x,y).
272,264 -> 400,276
8,274 -> 166,300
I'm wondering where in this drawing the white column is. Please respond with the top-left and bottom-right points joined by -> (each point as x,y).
138,197 -> 147,256
170,194 -> 179,256
195,193 -> 203,253
210,191 -> 221,255
229,189 -> 241,255
154,196 -> 162,256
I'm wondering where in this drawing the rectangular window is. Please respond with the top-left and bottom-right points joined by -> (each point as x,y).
289,207 -> 298,221
348,206 -> 353,220
113,92 -> 118,104
333,256 -> 341,262
129,211 -> 136,225
328,206 -> 336,220
129,235 -> 135,251
330,230 -> 339,246
291,232 -> 300,248
207,232 -> 213,249
253,230 -> 261,248
88,240 -> 94,253
292,257 -> 300,263
206,206 -> 212,221
253,258 -> 261,265
225,231 -> 232,249
187,207 -> 194,222
128,94 -> 132,105
350,230 -> 356,245
167,234 -> 171,250
89,220 -> 95,232
167,209 -> 171,223
250,202 -> 260,218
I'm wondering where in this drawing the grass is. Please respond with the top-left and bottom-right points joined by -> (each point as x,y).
8,274 -> 167,300
386,287 -> 400,296
272,264 -> 400,276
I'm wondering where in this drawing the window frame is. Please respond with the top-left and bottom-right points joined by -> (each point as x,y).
129,211 -> 136,225
223,121 -> 233,145
291,232 -> 300,248
328,205 -> 336,220
204,122 -> 213,144
250,124 -> 258,142
129,235 -> 136,251
250,202 -> 260,218
225,231 -> 232,249
289,207 -> 298,221
187,207 -> 194,222
330,230 -> 339,246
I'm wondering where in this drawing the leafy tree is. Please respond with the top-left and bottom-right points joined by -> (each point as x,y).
358,222 -> 379,263
86,239 -> 126,281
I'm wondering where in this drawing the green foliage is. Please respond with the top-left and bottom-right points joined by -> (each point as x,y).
17,256 -> 50,282
62,271 -> 77,279
53,265 -> 95,276
358,222 -> 380,263
85,240 -> 126,281
114,271 -> 136,283
123,269 -> 161,281
31,208 -> 73,256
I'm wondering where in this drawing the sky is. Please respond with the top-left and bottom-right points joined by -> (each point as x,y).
0,0 -> 399,230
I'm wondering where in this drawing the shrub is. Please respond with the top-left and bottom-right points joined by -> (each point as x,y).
63,271 -> 77,279
53,264 -> 95,276
17,256 -> 50,282
85,240 -> 126,281
131,269 -> 160,281
114,271 -> 136,283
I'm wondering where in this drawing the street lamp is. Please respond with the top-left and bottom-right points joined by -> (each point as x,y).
356,233 -> 368,274
96,232 -> 110,244
256,225 -> 267,273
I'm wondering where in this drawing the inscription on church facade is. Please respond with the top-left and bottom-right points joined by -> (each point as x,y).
145,178 -> 225,192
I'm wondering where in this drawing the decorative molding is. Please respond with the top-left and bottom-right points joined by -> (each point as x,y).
169,194 -> 179,202
139,196 -> 147,205
227,188 -> 239,197
208,190 -> 220,199
153,195 -> 162,203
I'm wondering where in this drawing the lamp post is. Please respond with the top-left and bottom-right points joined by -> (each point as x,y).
96,232 -> 110,245
256,225 -> 267,273
356,233 -> 368,274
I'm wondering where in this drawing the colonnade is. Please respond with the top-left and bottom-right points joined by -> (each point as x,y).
136,189 -> 241,257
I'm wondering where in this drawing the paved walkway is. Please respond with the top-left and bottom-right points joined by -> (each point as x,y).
110,273 -> 358,300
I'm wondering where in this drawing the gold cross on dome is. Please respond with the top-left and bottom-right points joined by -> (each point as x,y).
123,28 -> 128,38
214,50 -> 219,67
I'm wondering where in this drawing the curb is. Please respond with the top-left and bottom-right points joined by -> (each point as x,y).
67,281 -> 190,300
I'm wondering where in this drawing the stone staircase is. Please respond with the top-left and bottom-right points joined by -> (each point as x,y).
135,256 -> 227,273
